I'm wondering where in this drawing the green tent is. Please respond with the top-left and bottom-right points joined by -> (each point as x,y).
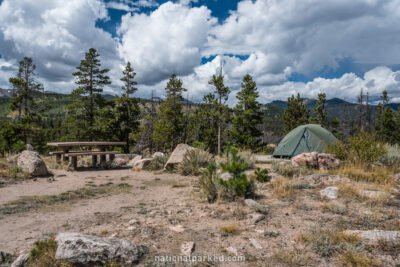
273,124 -> 338,158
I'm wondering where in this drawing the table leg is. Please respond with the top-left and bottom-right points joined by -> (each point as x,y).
71,156 -> 77,170
92,155 -> 98,167
56,154 -> 61,163
63,148 -> 69,162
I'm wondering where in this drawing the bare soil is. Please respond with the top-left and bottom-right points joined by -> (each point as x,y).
0,165 -> 399,266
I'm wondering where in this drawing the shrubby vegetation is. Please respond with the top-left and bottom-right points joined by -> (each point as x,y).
178,149 -> 213,176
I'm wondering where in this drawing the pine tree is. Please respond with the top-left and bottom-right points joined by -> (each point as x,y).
230,74 -> 263,150
208,74 -> 230,154
153,74 -> 186,151
375,90 -> 396,143
113,62 -> 140,152
283,93 -> 310,132
314,92 -> 328,127
68,48 -> 111,141
9,57 -> 43,144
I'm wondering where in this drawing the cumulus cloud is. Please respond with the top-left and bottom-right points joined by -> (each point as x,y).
118,1 -> 217,85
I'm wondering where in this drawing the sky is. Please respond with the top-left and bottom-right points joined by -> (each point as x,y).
1,0 -> 400,104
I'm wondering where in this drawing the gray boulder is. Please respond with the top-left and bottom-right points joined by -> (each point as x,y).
244,199 -> 269,215
320,186 -> 338,199
17,150 -> 49,177
11,253 -> 29,267
164,144 -> 196,169
132,158 -> 153,170
127,155 -> 142,167
55,233 -> 148,265
343,230 -> 400,245
112,158 -> 127,167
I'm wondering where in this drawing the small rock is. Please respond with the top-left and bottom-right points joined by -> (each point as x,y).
180,242 -> 195,256
55,233 -> 148,265
127,226 -> 136,231
11,253 -> 29,267
169,225 -> 185,233
244,199 -> 269,215
128,219 -> 140,225
343,230 -> 400,245
220,172 -> 233,180
26,144 -> 34,151
320,186 -> 338,199
248,213 -> 265,224
249,238 -> 262,249
113,158 -> 127,167
226,246 -> 238,256
360,190 -> 388,199
152,152 -> 165,158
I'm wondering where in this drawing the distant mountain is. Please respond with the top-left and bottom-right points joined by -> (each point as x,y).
0,88 -> 13,98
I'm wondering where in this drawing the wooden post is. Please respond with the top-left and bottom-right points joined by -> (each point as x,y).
63,148 -> 69,162
56,154 -> 61,163
109,154 -> 115,161
100,147 -> 106,164
92,155 -> 97,167
71,156 -> 77,170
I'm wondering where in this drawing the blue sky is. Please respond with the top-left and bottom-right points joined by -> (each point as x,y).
1,0 -> 400,103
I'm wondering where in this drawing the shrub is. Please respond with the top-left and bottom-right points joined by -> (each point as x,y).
146,155 -> 168,171
220,224 -> 239,234
340,250 -> 381,267
252,167 -> 271,182
199,162 -> 219,203
217,145 -> 256,169
271,161 -> 311,178
379,144 -> 400,168
178,149 -> 212,176
272,177 -> 294,199
28,238 -> 73,267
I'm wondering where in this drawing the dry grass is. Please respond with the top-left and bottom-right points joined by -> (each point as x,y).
171,183 -> 186,188
272,248 -> 313,266
272,177 -> 295,199
320,203 -> 348,215
339,250 -> 381,267
28,238 -> 73,267
328,164 -> 394,184
220,223 -> 239,235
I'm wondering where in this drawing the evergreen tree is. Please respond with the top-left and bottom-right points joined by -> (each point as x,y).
9,57 -> 43,144
208,74 -> 230,154
375,90 -> 396,143
283,93 -> 310,132
67,48 -> 111,140
314,92 -> 328,127
230,74 -> 263,150
113,62 -> 140,152
153,74 -> 186,151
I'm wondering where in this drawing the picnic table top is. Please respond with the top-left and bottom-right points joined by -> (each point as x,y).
47,141 -> 126,147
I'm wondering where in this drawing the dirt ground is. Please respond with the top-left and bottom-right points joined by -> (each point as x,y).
0,164 -> 399,266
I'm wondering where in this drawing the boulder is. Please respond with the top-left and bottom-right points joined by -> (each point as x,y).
26,144 -> 34,151
244,199 -> 269,215
320,186 -> 338,199
11,254 -> 29,267
164,144 -> 196,169
343,230 -> 400,245
318,153 -> 340,170
55,233 -> 148,265
180,242 -> 195,256
152,152 -> 165,158
291,152 -> 319,169
127,155 -> 142,167
17,150 -> 49,177
132,158 -> 153,170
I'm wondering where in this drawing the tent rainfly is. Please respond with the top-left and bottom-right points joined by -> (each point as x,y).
273,124 -> 338,158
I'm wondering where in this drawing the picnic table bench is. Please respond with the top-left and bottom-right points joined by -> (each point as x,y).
47,141 -> 126,169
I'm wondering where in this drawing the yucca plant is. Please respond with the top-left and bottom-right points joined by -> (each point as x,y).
199,162 -> 219,203
145,155 -> 169,171
178,149 -> 213,176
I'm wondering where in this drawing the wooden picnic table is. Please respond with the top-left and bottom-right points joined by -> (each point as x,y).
47,141 -> 126,169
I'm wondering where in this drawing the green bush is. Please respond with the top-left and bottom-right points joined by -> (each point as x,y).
178,149 -> 213,176
253,167 -> 271,182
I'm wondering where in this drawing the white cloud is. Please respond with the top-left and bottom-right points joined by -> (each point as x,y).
117,1 -> 217,85
106,2 -> 138,12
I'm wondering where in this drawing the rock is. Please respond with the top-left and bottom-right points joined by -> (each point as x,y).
26,144 -> 34,151
152,152 -> 165,158
11,253 -> 29,267
127,155 -> 142,167
320,186 -> 338,199
244,199 -> 269,215
226,246 -> 238,256
249,238 -> 262,249
112,158 -> 127,167
180,242 -> 195,256
7,153 -> 20,163
343,230 -> 400,245
17,150 -> 49,177
128,219 -> 140,225
318,153 -> 340,170
291,152 -> 319,168
220,172 -> 233,181
127,226 -> 136,231
131,158 -> 153,170
248,213 -> 265,224
169,225 -> 185,233
164,144 -> 196,169
55,232 -> 148,265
